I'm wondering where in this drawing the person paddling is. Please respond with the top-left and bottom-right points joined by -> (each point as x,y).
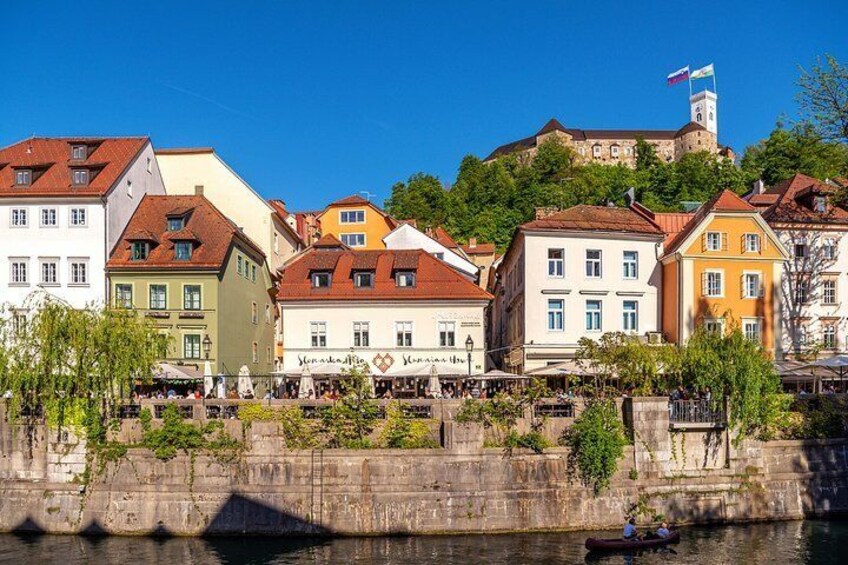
656,521 -> 670,539
623,517 -> 639,540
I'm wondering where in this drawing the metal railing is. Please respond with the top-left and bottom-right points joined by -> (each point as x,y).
669,399 -> 726,424
534,402 -> 576,418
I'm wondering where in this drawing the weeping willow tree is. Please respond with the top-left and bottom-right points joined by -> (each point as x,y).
0,294 -> 167,437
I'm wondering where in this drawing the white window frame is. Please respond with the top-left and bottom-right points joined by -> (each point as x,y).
10,208 -> 28,228
823,325 -> 837,350
395,321 -> 413,347
69,207 -> 87,227
743,319 -> 762,343
438,321 -> 456,348
310,321 -> 328,348
15,169 -> 32,185
585,300 -> 602,332
149,284 -> 167,310
175,241 -> 192,261
823,239 -> 838,261
743,271 -> 763,299
115,283 -> 133,309
9,258 -> 29,285
339,209 -> 366,224
705,232 -> 722,251
72,169 -> 89,185
585,249 -> 602,278
68,258 -> 89,286
354,271 -> 374,288
396,271 -> 416,287
703,317 -> 725,335
183,284 -> 202,310
822,279 -> 837,305
610,145 -> 620,158
622,251 -> 638,280
622,300 -> 638,332
40,207 -> 58,227
340,233 -> 366,247
592,145 -> 601,158
312,272 -> 332,288
71,144 -> 86,160
183,334 -> 202,360
547,299 -> 564,332
547,248 -> 564,278
39,258 -> 59,286
704,269 -> 724,297
353,321 -> 370,347
744,233 -> 760,253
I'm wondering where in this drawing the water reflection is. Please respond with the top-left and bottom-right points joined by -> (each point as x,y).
0,520 -> 844,565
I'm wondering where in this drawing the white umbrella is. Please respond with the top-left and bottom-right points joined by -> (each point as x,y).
237,365 -> 254,397
299,364 -> 315,399
801,355 -> 848,391
427,364 -> 441,397
203,361 -> 214,397
393,363 -> 465,377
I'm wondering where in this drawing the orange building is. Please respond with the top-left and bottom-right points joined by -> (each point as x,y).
315,195 -> 398,250
652,190 -> 789,351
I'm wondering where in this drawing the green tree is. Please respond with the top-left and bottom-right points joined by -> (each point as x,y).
384,173 -> 449,229
634,137 -> 661,171
797,54 -> 848,143
576,332 -> 679,396
319,364 -> 380,448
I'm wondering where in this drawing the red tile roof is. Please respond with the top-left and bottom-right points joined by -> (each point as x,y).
663,190 -> 756,255
107,195 -> 264,271
267,199 -> 305,247
461,242 -> 496,255
429,226 -> 459,248
312,233 -> 348,249
329,194 -> 370,206
154,147 -> 214,155
758,173 -> 848,225
653,212 -> 695,246
520,205 -> 665,235
277,248 -> 492,302
317,194 -> 399,229
0,137 -> 148,198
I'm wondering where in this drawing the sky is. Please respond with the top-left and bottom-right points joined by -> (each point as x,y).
3,1 -> 847,211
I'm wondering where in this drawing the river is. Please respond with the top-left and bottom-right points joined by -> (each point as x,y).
0,520 -> 844,564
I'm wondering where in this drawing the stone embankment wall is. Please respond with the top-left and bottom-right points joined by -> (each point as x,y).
1,398 -> 847,536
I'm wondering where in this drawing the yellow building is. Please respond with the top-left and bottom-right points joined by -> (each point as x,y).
655,190 -> 789,352
316,195 -> 398,250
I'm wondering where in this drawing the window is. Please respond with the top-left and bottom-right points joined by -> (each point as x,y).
438,321 -> 456,347
252,342 -> 258,363
274,233 -> 279,253
622,251 -> 638,279
547,299 -> 564,331
396,321 -> 413,347
10,260 -> 28,285
71,145 -> 86,160
69,260 -> 88,285
625,146 -> 632,156
251,265 -> 256,282
115,284 -> 133,308
149,284 -> 167,310
168,217 -> 185,231
69,207 -> 87,227
10,208 -> 28,227
354,271 -> 373,288
184,335 -> 201,359
610,145 -> 620,158
585,300 -> 602,332
743,272 -> 762,298
251,302 -> 258,324
823,279 -> 837,305
340,210 -> 365,224
72,169 -> 89,185
183,285 -> 201,310
705,232 -> 722,251
12,311 -> 26,335
794,242 -> 808,259
704,270 -> 723,297
175,242 -> 192,261
795,275 -> 810,304
237,255 -> 243,276
743,320 -> 761,343
312,272 -> 331,288
267,347 -> 272,364
823,239 -> 837,261
40,260 -> 58,285
744,234 -> 760,253
146,157 -> 152,174
126,179 -> 133,198
131,242 -> 150,261
15,169 -> 32,185
40,208 -> 57,227
265,304 -> 271,324
814,196 -> 827,213
341,233 -> 366,247
353,322 -> 370,347
585,250 -> 602,278
547,248 -> 564,278
396,271 -> 416,287
823,325 -> 837,350
310,322 -> 327,348
704,318 -> 725,334
592,145 -> 601,158
579,147 -> 586,156
432,252 -> 444,260
623,301 -> 638,332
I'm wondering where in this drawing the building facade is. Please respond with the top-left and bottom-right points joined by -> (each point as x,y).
748,174 -> 848,357
657,190 -> 789,352
383,222 -> 479,280
155,148 -> 303,272
276,236 -> 491,378
0,137 -> 165,311
315,195 -> 398,250
491,205 -> 665,373
106,195 -> 275,376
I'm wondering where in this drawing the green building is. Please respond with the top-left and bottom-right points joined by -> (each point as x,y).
107,194 -> 275,377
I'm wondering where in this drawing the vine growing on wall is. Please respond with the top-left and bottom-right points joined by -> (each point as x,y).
561,398 -> 628,494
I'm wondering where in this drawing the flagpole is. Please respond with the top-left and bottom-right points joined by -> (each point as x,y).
712,69 -> 717,95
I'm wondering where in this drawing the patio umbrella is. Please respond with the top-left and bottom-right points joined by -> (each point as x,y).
802,355 -> 848,391
427,364 -> 441,397
216,373 -> 226,399
237,365 -> 254,397
203,361 -> 214,397
393,363 -> 464,377
299,364 -> 315,399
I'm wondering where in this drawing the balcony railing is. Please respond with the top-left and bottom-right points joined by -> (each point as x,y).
669,399 -> 726,426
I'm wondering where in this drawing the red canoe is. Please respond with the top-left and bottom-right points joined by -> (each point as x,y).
585,530 -> 680,551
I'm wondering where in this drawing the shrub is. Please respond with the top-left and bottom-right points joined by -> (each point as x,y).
561,399 -> 627,494
379,402 -> 438,449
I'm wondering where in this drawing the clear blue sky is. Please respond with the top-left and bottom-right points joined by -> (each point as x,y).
4,1 -> 846,211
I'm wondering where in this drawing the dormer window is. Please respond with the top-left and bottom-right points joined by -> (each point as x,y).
72,169 -> 89,185
175,242 -> 193,261
354,271 -> 373,288
15,169 -> 32,186
396,271 -> 416,287
71,145 -> 87,160
131,242 -> 150,261
312,271 -> 331,288
168,217 -> 185,231
814,196 -> 827,213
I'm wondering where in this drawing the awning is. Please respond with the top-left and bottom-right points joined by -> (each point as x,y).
153,362 -> 203,381
525,359 -> 606,378
392,363 -> 466,377
472,369 -> 531,381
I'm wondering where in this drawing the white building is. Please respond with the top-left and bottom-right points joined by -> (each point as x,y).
748,174 -> 848,357
276,236 -> 491,386
491,205 -> 665,373
383,222 -> 479,280
0,137 -> 165,311
155,148 -> 303,272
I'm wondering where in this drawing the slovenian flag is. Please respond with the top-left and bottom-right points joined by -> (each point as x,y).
667,66 -> 690,86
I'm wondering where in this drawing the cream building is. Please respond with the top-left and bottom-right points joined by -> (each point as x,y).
155,148 -> 303,272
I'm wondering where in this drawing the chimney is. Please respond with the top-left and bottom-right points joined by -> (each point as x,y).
468,237 -> 477,248
753,179 -> 765,194
535,206 -> 559,220
194,184 -> 204,196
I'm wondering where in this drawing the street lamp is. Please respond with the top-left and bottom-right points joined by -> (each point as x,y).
203,334 -> 212,359
465,335 -> 474,377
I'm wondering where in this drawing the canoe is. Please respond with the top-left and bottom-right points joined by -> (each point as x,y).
585,530 -> 680,551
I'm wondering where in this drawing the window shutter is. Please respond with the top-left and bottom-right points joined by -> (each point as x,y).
721,233 -> 728,251
741,234 -> 746,253
701,233 -> 707,252
760,276 -> 765,297
763,234 -> 769,251
741,274 -> 746,299
702,272 -> 708,295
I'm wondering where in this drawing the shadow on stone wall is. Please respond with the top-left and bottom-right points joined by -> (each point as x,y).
202,493 -> 330,537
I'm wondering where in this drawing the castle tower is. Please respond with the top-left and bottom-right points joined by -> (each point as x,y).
690,90 -> 718,135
